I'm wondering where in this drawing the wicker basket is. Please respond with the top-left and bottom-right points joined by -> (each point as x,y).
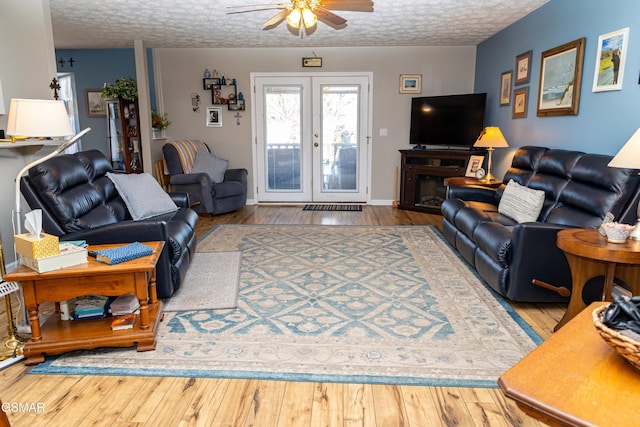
593,305 -> 640,370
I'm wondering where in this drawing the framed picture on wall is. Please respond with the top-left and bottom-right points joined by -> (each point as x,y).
536,38 -> 585,117
500,71 -> 512,105
399,74 -> 422,94
206,107 -> 222,127
513,87 -> 528,119
592,27 -> 629,92
515,50 -> 532,85
85,89 -> 107,117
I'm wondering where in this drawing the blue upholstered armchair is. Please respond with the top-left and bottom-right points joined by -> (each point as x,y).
162,140 -> 248,215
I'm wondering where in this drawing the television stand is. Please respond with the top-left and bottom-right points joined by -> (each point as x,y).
398,149 -> 484,214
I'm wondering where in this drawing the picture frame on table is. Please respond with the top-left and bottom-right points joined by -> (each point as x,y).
85,89 -> 107,117
513,87 -> 529,119
206,107 -> 222,127
399,74 -> 422,94
500,71 -> 512,105
465,155 -> 485,177
515,50 -> 532,85
592,27 -> 629,92
536,38 -> 585,117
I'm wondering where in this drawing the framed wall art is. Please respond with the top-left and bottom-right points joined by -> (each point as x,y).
515,50 -> 532,85
513,87 -> 529,119
85,89 -> 107,117
592,27 -> 629,92
500,71 -> 512,106
206,107 -> 222,127
536,38 -> 585,117
399,74 -> 422,94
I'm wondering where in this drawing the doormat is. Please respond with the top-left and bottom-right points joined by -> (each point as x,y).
303,204 -> 362,211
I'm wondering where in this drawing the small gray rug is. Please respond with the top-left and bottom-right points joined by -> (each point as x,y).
162,251 -> 241,312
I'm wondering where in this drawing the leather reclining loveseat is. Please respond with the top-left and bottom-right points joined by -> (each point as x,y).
20,150 -> 198,299
441,146 -> 640,303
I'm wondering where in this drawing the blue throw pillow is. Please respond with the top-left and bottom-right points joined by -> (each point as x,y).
191,146 -> 228,183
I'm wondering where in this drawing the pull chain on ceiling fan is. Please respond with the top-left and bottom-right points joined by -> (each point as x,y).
227,0 -> 374,35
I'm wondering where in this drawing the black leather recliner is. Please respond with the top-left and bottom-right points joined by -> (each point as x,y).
20,149 -> 198,299
441,146 -> 640,303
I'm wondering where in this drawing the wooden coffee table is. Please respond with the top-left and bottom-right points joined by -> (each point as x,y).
4,241 -> 164,365
499,302 -> 640,427
555,228 -> 640,330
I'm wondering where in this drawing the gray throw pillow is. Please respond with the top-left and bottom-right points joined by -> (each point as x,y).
498,179 -> 545,223
191,146 -> 228,184
106,172 -> 178,220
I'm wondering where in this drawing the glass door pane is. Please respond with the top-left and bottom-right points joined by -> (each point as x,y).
320,85 -> 359,191
265,86 -> 302,191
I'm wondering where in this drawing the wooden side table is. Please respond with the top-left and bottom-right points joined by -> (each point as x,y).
3,241 -> 164,365
443,176 -> 502,188
499,302 -> 640,427
555,228 -> 640,330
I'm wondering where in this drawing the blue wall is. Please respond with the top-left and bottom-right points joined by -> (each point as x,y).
56,49 -> 136,152
475,0 -> 640,173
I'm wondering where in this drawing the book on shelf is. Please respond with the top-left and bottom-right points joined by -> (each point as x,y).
73,294 -> 109,319
20,242 -> 88,273
111,313 -> 136,330
109,294 -> 140,314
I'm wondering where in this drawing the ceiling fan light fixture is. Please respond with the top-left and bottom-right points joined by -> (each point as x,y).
286,8 -> 302,28
301,7 -> 317,28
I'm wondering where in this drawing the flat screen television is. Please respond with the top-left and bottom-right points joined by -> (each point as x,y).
409,93 -> 487,150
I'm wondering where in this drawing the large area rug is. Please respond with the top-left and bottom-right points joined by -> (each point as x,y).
31,225 -> 541,387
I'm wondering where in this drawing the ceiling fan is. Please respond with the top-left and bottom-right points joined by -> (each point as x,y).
227,0 -> 374,33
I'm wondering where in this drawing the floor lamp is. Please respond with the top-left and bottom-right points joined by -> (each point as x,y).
4,98 -> 91,348
608,127 -> 640,240
473,126 -> 509,183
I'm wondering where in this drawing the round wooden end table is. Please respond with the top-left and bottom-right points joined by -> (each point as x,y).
555,228 -> 640,331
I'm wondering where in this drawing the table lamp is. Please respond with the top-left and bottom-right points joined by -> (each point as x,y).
608,127 -> 640,240
473,126 -> 509,182
5,98 -> 91,351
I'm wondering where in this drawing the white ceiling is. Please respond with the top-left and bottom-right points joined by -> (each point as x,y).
49,0 -> 549,49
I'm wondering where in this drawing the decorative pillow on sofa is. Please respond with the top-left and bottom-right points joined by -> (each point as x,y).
498,179 -> 545,223
191,146 -> 228,183
106,172 -> 178,220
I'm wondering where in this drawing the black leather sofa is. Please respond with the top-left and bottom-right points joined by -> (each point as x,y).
441,146 -> 640,303
20,150 -> 198,299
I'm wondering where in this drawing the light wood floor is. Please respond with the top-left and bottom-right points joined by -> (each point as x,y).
0,205 -> 565,426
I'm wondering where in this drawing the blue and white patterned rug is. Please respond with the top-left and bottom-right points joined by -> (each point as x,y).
31,225 -> 541,387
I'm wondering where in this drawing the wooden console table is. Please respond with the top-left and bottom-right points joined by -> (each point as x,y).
499,302 -> 640,427
555,228 -> 640,330
4,241 -> 164,365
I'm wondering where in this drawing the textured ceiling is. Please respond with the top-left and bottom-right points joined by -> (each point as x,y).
49,0 -> 549,49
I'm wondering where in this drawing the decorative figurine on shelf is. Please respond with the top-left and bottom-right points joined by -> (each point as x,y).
212,69 -> 218,78
232,78 -> 236,85
221,74 -> 226,85
204,68 -> 211,78
238,92 -> 244,101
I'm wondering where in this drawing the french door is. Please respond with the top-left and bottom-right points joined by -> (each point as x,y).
253,73 -> 371,202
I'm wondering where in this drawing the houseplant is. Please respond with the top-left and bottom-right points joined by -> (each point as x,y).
101,77 -> 138,101
151,111 -> 171,130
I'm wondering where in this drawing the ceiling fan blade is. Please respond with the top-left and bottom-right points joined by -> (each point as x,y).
263,9 -> 290,29
226,2 -> 288,10
227,7 -> 285,15
314,8 -> 347,28
320,0 -> 374,12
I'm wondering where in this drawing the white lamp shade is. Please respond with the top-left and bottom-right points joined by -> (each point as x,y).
609,128 -> 640,169
474,126 -> 509,148
6,98 -> 73,137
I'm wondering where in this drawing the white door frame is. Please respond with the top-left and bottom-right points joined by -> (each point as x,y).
251,72 -> 373,204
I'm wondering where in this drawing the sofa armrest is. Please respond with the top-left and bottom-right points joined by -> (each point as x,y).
507,222 -> 575,301
224,168 -> 248,194
170,172 -> 213,212
168,192 -> 190,209
447,185 -> 499,204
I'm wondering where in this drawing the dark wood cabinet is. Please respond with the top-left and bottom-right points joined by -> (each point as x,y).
399,149 -> 484,214
107,98 -> 143,173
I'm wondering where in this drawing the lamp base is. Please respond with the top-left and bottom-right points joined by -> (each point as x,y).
479,172 -> 497,183
629,220 -> 640,240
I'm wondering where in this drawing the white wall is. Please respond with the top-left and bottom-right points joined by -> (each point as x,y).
155,46 -> 477,202
0,0 -> 59,263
